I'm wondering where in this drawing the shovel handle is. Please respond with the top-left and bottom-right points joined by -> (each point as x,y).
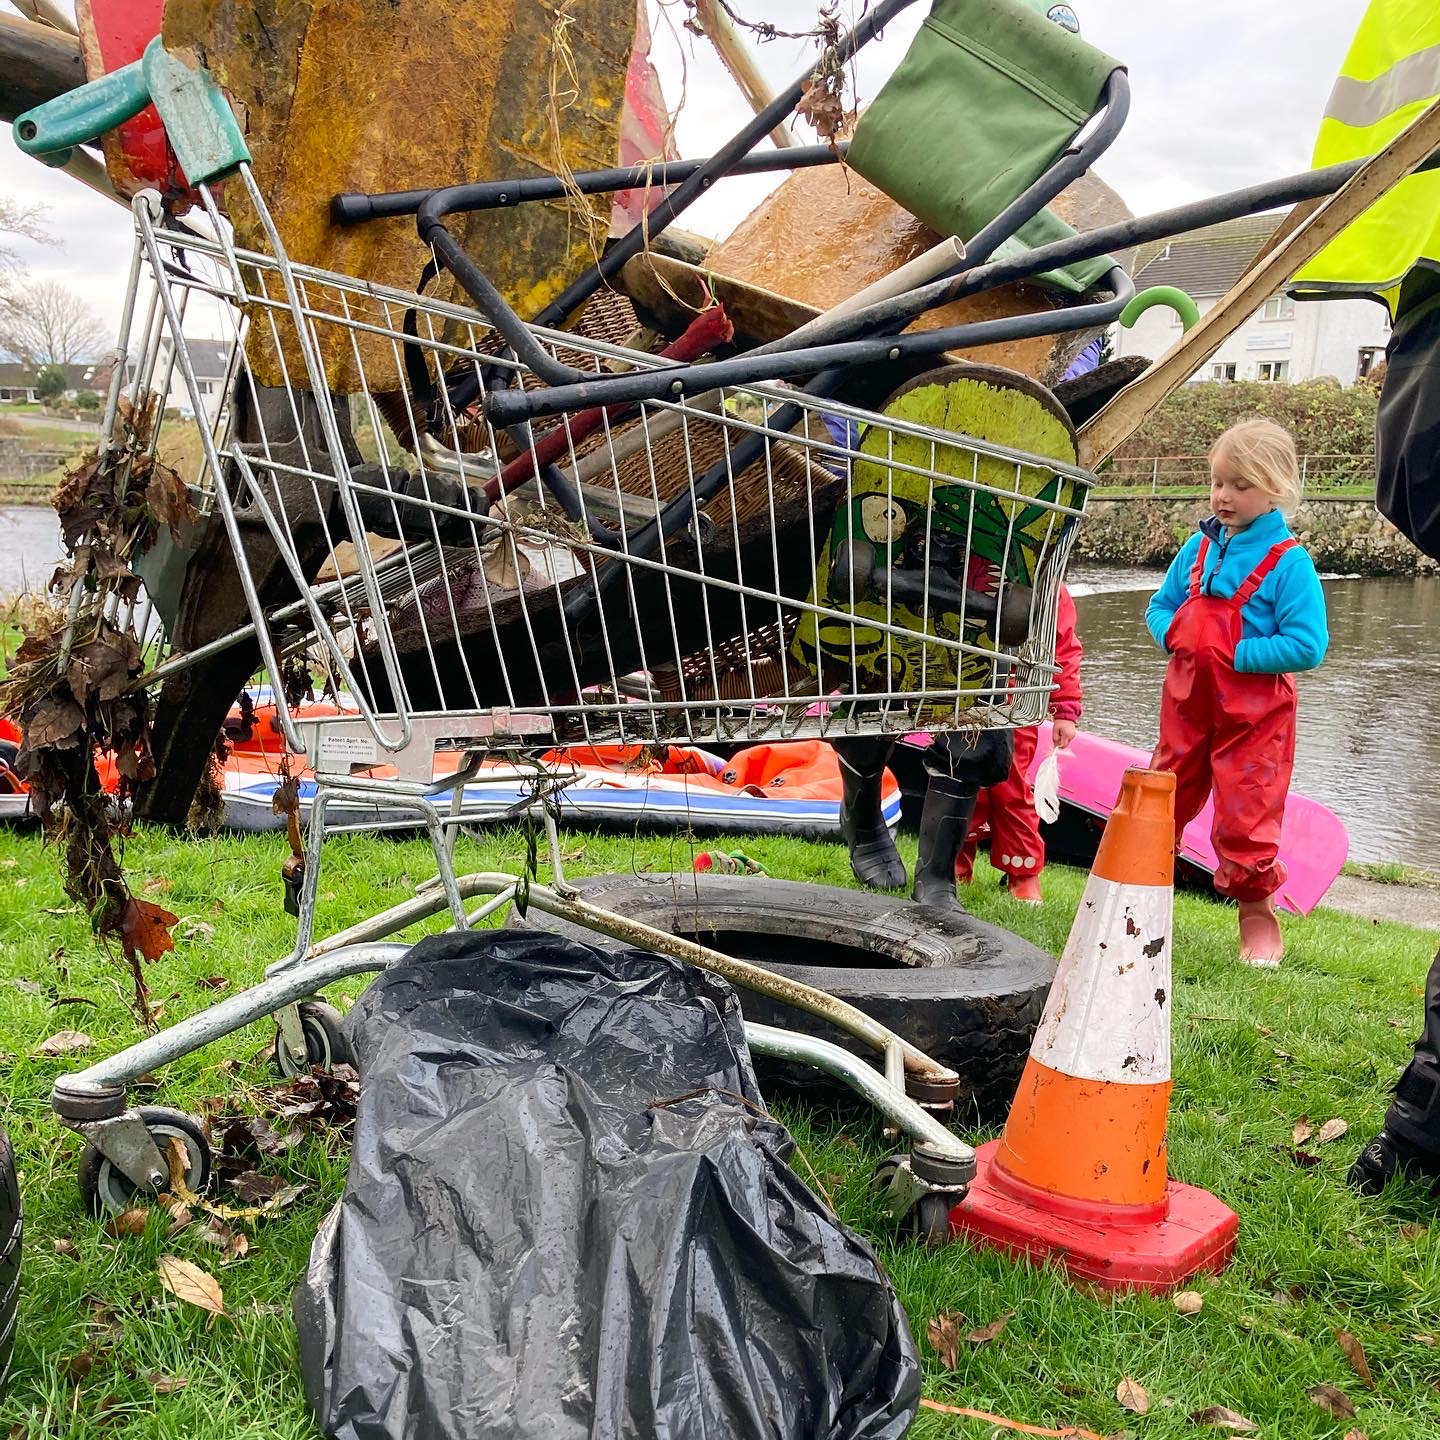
13,57 -> 146,163
13,36 -> 247,184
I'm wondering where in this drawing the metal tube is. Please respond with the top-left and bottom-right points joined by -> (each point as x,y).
744,1023 -> 972,1163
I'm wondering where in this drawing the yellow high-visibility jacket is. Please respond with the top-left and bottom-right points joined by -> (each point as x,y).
1292,0 -> 1440,314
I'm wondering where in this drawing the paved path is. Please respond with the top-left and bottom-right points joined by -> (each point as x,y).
1320,874 -> 1440,932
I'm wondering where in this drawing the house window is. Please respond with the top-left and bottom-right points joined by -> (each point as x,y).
1261,295 -> 1296,321
1256,360 -> 1290,382
1357,346 -> 1383,379
1210,363 -> 1237,382
195,381 -> 213,395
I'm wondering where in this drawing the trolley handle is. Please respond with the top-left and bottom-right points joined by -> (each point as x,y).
13,36 -> 248,185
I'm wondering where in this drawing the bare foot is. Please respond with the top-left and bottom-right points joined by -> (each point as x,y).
1238,898 -> 1283,967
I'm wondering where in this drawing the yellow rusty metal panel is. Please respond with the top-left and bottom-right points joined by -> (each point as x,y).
163,0 -> 635,391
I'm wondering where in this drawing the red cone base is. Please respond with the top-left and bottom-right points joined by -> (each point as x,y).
948,1140 -> 1239,1294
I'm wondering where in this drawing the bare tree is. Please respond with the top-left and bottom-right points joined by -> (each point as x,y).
0,279 -> 108,365
0,194 -> 52,278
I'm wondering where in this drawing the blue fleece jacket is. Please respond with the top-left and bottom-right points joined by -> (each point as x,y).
1144,509 -> 1329,674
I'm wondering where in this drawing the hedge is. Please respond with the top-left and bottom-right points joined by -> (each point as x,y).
1103,378 -> 1379,488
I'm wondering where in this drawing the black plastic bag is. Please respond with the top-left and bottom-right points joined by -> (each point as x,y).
294,930 -> 920,1440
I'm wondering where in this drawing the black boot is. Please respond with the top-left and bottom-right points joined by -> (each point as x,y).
838,742 -> 906,891
1351,948 -> 1440,1195
911,774 -> 979,912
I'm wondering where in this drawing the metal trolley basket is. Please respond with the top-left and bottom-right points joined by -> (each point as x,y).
18,18 -> 1101,1236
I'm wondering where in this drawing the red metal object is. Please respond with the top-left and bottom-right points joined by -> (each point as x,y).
78,0 -> 195,201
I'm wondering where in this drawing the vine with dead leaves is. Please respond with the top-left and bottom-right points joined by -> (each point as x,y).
0,393 -> 197,1024
678,0 -> 862,143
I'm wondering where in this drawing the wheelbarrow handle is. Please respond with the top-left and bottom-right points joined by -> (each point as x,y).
13,35 -> 247,184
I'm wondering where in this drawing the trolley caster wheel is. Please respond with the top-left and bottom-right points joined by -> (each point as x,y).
273,1000 -> 351,1078
901,1192 -> 955,1248
77,1107 -> 212,1217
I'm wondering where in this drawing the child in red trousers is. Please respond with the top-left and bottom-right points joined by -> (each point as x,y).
956,585 -> 1083,903
1146,418 -> 1328,967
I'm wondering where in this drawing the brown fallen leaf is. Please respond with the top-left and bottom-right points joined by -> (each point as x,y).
33,1029 -> 92,1057
1342,1431 -> 1368,1440
60,1349 -> 100,1383
157,1255 -> 225,1318
223,1230 -> 250,1263
103,1208 -> 149,1238
1413,1333 -> 1437,1346
1293,1117 -> 1314,1145
1189,1405 -> 1259,1431
967,1311 -> 1014,1345
1117,1377 -> 1151,1414
1289,1148 -> 1323,1169
1316,1118 -> 1349,1145
1174,1290 -> 1205,1315
195,974 -> 230,991
144,1372 -> 190,1394
52,1238 -> 78,1259
1335,1329 -> 1375,1390
1399,1222 -> 1428,1241
1308,1383 -> 1356,1419
927,1311 -> 964,1370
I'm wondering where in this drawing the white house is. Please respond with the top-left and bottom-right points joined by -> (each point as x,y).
1111,211 -> 1391,385
154,337 -> 232,424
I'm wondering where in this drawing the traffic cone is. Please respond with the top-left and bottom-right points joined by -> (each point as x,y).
948,768 -> 1238,1293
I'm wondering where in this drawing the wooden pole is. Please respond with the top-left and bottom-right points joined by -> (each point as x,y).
0,13 -> 85,123
688,0 -> 798,149
1078,94 -> 1440,469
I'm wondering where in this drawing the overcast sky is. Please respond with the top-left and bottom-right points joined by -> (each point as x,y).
0,0 -> 1367,348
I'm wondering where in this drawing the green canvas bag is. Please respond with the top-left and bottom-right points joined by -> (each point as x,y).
847,0 -> 1124,294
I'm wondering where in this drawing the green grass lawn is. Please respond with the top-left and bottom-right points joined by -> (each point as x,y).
1,821 -> 1439,1438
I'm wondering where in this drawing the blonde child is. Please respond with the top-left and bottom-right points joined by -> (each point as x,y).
1145,418 -> 1328,966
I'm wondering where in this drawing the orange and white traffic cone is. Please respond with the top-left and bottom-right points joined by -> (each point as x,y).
949,768 -> 1238,1293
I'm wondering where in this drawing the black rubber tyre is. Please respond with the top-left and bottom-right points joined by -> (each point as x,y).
0,1125 -> 19,1393
508,873 -> 1055,1123
273,1000 -> 351,1078
77,1107 -> 211,1217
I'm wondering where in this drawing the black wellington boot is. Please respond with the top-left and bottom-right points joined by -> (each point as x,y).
838,743 -> 907,891
910,774 -> 979,912
1351,946 -> 1440,1196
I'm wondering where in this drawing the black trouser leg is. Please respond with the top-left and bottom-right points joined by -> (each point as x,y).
836,736 -> 906,890
1381,947 -> 1440,1156
912,730 -> 1013,910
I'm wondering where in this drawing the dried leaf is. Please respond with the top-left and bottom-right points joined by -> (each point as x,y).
1342,1430 -> 1369,1440
157,1255 -> 225,1317
144,460 -> 197,540
1399,1222 -> 1428,1241
223,1229 -> 250,1263
1335,1329 -> 1375,1389
144,1372 -> 190,1394
966,1311 -> 1013,1345
11,979 -> 43,996
34,1029 -> 92,1057
796,75 -> 846,139
1116,1378 -> 1151,1414
195,973 -> 229,990
1173,1290 -> 1205,1315
52,1237 -> 78,1258
1189,1406 -> 1259,1431
926,1311 -> 963,1370
1307,1383 -> 1356,1419
1292,1117 -> 1314,1146
60,1349 -> 98,1383
118,897 -> 178,963
1413,1334 -> 1437,1346
1290,1148 -> 1322,1169
103,1208 -> 149,1238
1316,1118 -> 1349,1145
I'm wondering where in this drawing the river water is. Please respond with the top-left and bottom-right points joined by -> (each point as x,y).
1,506 -> 1433,865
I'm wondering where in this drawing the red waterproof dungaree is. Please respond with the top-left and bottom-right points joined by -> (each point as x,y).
1150,537 -> 1298,902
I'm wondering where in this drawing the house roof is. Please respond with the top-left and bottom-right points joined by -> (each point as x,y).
1132,212 -> 1288,298
0,360 -> 116,389
160,337 -> 231,380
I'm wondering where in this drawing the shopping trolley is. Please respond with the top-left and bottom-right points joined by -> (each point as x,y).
15,15 -> 1120,1237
